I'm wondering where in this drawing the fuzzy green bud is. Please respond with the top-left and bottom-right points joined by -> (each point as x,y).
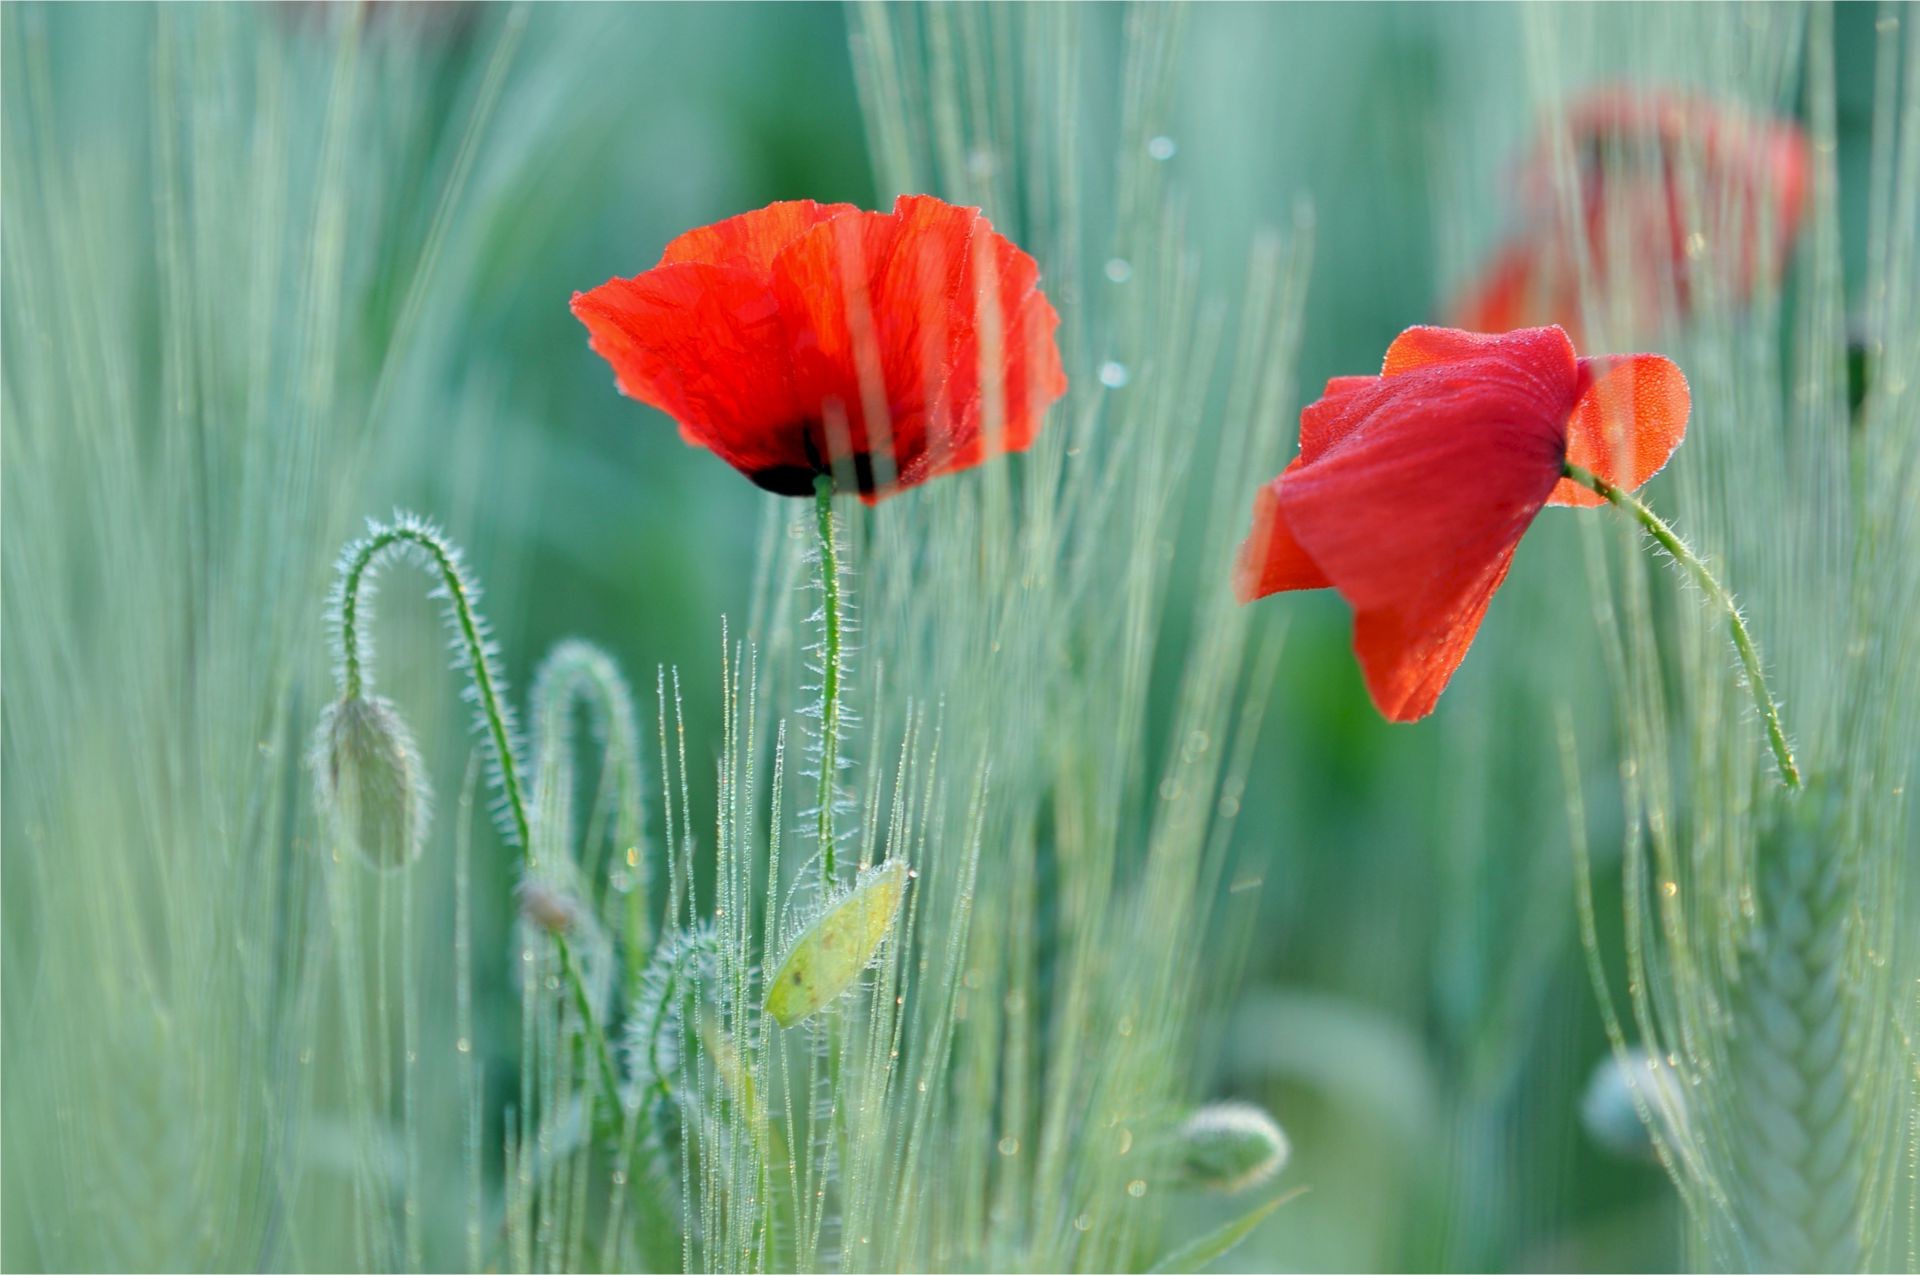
313,694 -> 430,870
1174,1101 -> 1290,1193
763,860 -> 908,1028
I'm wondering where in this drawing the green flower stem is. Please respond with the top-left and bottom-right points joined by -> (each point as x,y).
1561,460 -> 1801,790
339,524 -> 625,1109
813,474 -> 844,883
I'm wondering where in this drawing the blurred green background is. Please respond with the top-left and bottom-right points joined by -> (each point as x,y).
2,4 -> 1886,1271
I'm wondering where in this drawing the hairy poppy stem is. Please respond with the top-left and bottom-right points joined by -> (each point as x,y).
813,474 -> 844,882
338,523 -> 626,1109
1560,461 -> 1801,790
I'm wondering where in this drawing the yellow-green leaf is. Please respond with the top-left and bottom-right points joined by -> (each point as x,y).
763,861 -> 908,1028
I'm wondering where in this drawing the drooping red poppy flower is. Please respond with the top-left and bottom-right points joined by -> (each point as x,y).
1453,89 -> 1808,337
571,195 -> 1068,501
1235,325 -> 1689,722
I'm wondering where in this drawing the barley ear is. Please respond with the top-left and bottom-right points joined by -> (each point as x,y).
1729,779 -> 1867,1271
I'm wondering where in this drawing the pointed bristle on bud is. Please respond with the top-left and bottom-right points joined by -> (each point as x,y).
312,694 -> 430,870
1175,1101 -> 1291,1193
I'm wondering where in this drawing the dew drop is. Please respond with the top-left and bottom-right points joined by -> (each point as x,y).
997,1135 -> 1020,1156
1104,257 -> 1133,284
1146,136 -> 1177,161
1099,361 -> 1131,389
1074,1213 -> 1093,1232
456,1037 -> 471,1053
1127,1178 -> 1148,1198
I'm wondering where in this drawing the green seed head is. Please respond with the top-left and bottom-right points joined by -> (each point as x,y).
313,694 -> 430,870
763,860 -> 909,1028
1175,1102 -> 1290,1193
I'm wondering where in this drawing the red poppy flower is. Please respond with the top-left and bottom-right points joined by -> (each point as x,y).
571,195 -> 1067,501
1454,89 -> 1808,337
1235,325 -> 1689,722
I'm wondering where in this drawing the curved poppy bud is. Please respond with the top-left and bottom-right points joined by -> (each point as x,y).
312,693 -> 430,870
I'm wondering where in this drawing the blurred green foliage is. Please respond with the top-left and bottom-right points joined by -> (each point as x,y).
2,4 -> 1893,1272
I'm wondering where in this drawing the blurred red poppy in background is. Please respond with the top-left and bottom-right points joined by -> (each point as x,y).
1235,325 -> 1689,722
1453,89 -> 1809,338
573,195 -> 1067,501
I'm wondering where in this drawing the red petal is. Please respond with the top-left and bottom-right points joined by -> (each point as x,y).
1351,547 -> 1520,721
1298,376 -> 1377,462
570,265 -> 812,480
1234,464 -> 1331,601
771,194 -> 1065,500
1549,353 -> 1690,506
659,200 -> 857,273
1277,353 -> 1571,721
1382,323 -> 1577,384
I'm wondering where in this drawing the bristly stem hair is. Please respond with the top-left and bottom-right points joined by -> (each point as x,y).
333,515 -> 625,1107
1561,460 -> 1801,790
813,474 -> 845,882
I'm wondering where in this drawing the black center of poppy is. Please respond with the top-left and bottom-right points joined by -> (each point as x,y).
747,428 -> 885,497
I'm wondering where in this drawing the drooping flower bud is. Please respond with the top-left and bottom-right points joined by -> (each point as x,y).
1173,1102 -> 1291,1193
312,694 -> 430,870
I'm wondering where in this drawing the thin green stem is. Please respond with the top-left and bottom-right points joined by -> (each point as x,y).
813,475 -> 844,882
1562,461 -> 1801,790
338,523 -> 625,1109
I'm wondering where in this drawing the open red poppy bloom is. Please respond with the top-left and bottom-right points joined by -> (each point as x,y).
572,195 -> 1067,501
1235,325 -> 1689,722
1454,89 -> 1808,337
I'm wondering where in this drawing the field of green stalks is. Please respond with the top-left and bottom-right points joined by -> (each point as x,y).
3,4 -> 1916,1273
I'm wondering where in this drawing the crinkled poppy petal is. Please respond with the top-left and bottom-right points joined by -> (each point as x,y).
929,208 -> 1068,484
769,199 -> 973,491
659,200 -> 858,273
1234,463 -> 1332,601
1549,352 -> 1690,506
1277,366 -> 1568,721
771,193 -> 1066,500
570,264 -> 812,484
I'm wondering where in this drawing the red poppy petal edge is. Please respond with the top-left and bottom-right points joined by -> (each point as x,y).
570,264 -> 813,479
1352,547 -> 1520,721
1549,353 -> 1690,507
1234,471 -> 1332,601
659,200 -> 859,273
